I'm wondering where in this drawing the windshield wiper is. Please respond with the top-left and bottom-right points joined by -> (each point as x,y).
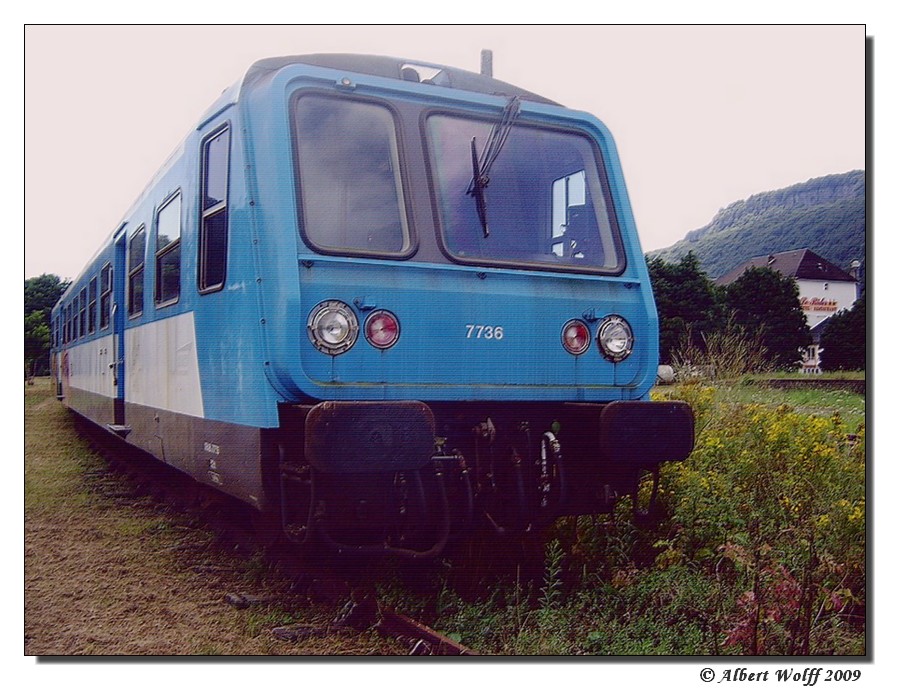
468,137 -> 490,237
467,96 -> 521,238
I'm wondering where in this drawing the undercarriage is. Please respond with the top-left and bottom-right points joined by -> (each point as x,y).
275,400 -> 694,557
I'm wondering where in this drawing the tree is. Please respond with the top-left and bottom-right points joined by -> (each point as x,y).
24,274 -> 68,378
723,267 -> 810,370
25,273 -> 69,317
25,310 -> 50,379
648,252 -> 723,363
819,298 -> 866,371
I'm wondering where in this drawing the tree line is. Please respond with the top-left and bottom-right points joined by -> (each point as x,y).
648,253 -> 864,373
23,260 -> 865,381
24,274 -> 69,379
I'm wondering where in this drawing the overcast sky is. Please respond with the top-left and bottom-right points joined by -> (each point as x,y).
24,25 -> 864,281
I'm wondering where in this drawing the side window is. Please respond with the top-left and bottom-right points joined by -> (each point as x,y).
551,171 -> 586,257
100,263 -> 112,329
78,288 -> 87,339
155,193 -> 182,305
199,126 -> 230,293
88,276 -> 97,334
128,226 -> 146,317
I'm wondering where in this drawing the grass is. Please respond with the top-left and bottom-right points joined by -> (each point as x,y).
25,390 -> 104,515
24,379 -> 406,656
26,375 -> 866,656
713,379 -> 866,431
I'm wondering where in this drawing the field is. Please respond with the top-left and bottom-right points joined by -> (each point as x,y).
24,377 -> 866,656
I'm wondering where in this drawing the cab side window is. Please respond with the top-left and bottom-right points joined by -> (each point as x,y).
155,193 -> 182,306
199,126 -> 230,293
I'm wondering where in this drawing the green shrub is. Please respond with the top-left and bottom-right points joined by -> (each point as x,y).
658,404 -> 865,654
581,565 -> 722,654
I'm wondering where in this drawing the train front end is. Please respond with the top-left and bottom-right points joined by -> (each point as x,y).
247,57 -> 694,555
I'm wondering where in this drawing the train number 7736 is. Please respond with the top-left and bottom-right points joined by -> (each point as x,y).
465,324 -> 504,340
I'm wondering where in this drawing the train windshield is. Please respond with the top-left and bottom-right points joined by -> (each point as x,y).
292,95 -> 411,256
427,114 -> 624,273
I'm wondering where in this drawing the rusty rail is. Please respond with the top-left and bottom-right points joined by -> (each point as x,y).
238,593 -> 479,655
378,607 -> 478,656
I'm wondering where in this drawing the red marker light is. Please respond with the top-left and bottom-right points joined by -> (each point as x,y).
364,310 -> 400,349
561,319 -> 590,356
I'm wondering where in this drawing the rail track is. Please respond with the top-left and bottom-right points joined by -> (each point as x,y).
263,600 -> 478,655
753,377 -> 866,394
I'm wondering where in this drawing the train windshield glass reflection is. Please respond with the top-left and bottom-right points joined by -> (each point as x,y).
292,95 -> 410,256
427,114 -> 623,272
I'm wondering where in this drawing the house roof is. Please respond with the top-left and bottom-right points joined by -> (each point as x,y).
716,249 -> 856,286
809,318 -> 831,342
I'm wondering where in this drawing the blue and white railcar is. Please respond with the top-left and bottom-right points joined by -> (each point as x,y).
51,54 -> 694,556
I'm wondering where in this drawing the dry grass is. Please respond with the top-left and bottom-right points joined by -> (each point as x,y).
24,380 -> 405,656
670,315 -> 771,382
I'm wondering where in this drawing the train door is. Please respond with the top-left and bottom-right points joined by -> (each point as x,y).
108,231 -> 129,435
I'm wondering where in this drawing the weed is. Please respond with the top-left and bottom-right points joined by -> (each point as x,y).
671,314 -> 771,382
538,539 -> 564,611
467,384 -> 866,655
237,551 -> 274,586
657,401 -> 865,654
244,607 -> 296,638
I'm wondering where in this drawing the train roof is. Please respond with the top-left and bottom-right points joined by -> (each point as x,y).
242,53 -> 561,106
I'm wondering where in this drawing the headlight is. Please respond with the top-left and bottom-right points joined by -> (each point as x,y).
597,315 -> 633,362
307,300 -> 359,355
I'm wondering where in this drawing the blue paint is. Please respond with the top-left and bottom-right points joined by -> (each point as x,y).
52,55 -> 662,428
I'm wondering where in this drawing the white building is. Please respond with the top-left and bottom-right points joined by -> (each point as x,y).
716,249 -> 859,373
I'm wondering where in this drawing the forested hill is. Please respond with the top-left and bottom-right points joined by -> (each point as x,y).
648,170 -> 865,279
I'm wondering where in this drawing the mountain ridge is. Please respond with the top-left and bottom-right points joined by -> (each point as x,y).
648,170 -> 865,280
